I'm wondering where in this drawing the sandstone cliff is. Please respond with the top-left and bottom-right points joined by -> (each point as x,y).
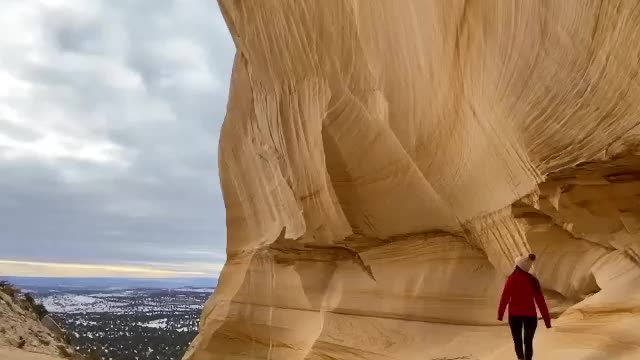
185,1 -> 640,359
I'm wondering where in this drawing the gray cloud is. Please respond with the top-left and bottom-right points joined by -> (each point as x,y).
0,0 -> 234,276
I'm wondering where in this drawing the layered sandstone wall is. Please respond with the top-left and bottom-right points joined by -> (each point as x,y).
184,1 -> 640,359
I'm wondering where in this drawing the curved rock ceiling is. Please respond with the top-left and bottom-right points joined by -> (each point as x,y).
184,1 -> 640,359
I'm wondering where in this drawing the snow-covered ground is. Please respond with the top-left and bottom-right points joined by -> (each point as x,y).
33,287 -> 212,360
90,291 -> 136,298
39,288 -> 213,314
41,295 -> 122,313
72,319 -> 98,326
138,318 -> 168,329
173,288 -> 214,293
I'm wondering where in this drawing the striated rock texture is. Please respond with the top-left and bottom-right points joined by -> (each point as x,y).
185,1 -> 640,359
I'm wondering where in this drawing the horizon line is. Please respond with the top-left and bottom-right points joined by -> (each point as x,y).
0,275 -> 216,279
0,259 -> 220,278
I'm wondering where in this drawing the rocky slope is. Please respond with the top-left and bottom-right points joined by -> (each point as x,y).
0,347 -> 69,360
0,288 -> 77,359
185,1 -> 640,359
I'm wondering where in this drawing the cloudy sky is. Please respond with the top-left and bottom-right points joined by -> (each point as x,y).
0,0 -> 235,278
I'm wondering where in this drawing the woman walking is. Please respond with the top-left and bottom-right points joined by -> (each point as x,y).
498,254 -> 551,360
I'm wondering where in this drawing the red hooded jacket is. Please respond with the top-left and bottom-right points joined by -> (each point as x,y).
498,267 -> 551,328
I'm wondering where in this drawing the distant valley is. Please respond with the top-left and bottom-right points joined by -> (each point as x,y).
1,277 -> 217,360
4,276 -> 217,291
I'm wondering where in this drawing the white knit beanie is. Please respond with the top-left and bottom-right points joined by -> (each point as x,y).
515,254 -> 536,273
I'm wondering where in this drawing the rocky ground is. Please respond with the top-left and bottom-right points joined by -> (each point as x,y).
0,346 -> 68,360
0,286 -> 79,360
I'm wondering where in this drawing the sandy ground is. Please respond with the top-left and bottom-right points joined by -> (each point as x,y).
0,347 -> 64,360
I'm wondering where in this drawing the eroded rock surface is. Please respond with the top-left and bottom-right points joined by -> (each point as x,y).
185,1 -> 640,359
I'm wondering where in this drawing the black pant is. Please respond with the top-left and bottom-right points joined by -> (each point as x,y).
508,316 -> 538,360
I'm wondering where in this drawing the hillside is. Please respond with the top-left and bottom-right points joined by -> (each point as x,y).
0,283 -> 79,360
0,347 -> 68,360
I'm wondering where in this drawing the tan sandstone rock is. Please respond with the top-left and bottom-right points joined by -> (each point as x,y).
0,293 -> 74,359
185,1 -> 640,359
